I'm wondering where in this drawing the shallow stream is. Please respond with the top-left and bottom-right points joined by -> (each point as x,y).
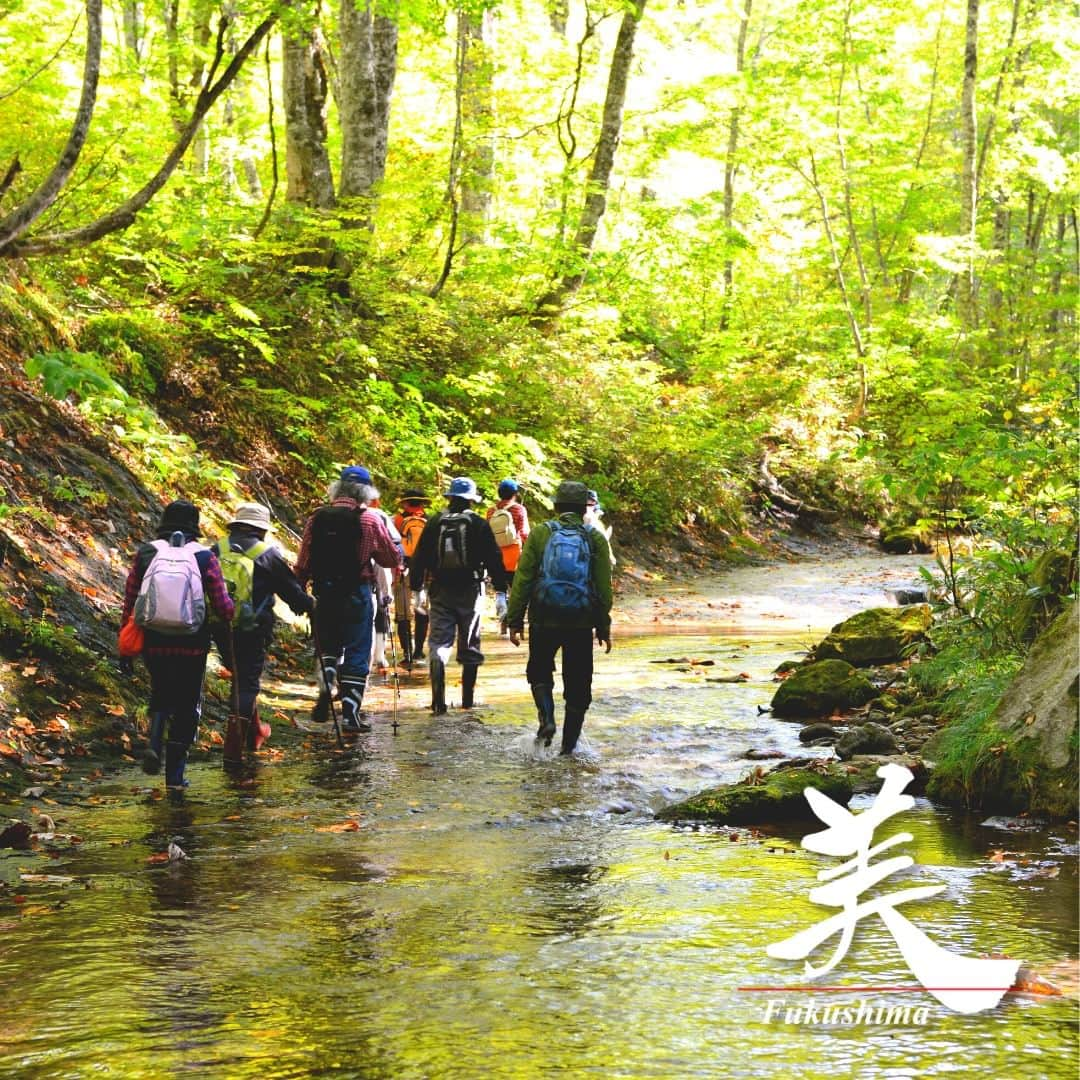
1,551 -> 1076,1078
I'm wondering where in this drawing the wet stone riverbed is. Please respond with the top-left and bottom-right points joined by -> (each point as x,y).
1,552 -> 1077,1078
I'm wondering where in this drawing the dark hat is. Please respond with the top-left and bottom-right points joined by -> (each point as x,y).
400,488 -> 432,505
158,499 -> 200,536
554,481 -> 589,507
340,465 -> 372,485
498,478 -> 520,499
445,477 -> 481,502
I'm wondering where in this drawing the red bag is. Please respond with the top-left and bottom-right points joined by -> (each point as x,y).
118,616 -> 144,657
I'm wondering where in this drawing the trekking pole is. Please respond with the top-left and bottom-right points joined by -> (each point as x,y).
224,624 -> 247,765
310,608 -> 345,750
386,596 -> 401,735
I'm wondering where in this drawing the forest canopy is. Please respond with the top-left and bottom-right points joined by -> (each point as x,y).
0,0 -> 1075,551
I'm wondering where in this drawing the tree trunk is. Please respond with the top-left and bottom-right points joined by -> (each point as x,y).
0,0 -> 102,254
5,10 -> 279,256
339,0 -> 399,216
123,0 -> 144,60
720,0 -> 752,330
804,148 -> 866,358
190,0 -> 215,174
283,8 -> 336,208
458,8 -> 495,247
956,0 -> 980,330
534,0 -> 647,320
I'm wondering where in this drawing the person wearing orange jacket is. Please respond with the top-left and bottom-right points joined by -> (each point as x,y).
486,478 -> 530,637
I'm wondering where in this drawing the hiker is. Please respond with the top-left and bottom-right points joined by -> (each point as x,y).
392,488 -> 432,666
506,480 -> 613,755
409,477 -> 508,713
364,483 -> 404,673
121,500 -> 235,789
295,473 -> 402,732
486,478 -> 530,637
210,502 -> 314,756
585,489 -> 615,565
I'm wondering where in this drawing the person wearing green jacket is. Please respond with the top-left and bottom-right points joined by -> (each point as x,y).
506,480 -> 613,755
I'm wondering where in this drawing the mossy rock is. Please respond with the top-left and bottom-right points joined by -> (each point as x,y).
771,659 -> 876,718
927,605 -> 1079,819
656,765 -> 853,825
880,524 -> 933,554
813,605 -> 931,666
836,723 -> 899,760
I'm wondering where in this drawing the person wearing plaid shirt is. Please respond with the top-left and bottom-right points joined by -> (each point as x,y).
295,471 -> 402,732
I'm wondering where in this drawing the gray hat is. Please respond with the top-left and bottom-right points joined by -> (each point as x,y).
554,481 -> 590,507
229,502 -> 272,531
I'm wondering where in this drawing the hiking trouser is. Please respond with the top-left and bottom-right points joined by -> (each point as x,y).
314,584 -> 375,716
144,651 -> 208,746
213,627 -> 270,722
427,584 -> 486,668
525,627 -> 595,712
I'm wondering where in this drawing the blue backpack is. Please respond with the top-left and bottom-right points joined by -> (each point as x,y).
534,521 -> 594,613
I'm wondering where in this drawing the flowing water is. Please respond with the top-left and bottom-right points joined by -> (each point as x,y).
1,552 -> 1077,1078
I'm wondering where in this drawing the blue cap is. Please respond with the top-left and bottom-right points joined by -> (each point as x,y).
340,465 -> 372,485
498,478 -> 519,499
587,489 -> 600,506
445,476 -> 481,502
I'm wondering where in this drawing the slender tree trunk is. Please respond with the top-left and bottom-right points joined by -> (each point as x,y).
805,149 -> 866,358
0,0 -> 102,254
956,0 -> 980,330
283,8 -> 336,209
339,0 -> 399,218
458,8 -> 495,247
720,0 -> 752,330
534,0 -> 647,320
6,10 -> 280,256
834,0 -> 871,335
123,1 -> 144,60
190,0 -> 215,174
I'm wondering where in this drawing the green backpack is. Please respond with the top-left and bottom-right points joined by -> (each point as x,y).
214,540 -> 270,631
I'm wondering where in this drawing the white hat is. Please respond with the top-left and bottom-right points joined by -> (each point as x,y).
229,502 -> 272,531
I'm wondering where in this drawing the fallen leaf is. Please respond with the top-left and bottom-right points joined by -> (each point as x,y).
105,704 -> 126,717
315,820 -> 361,833
19,873 -> 74,885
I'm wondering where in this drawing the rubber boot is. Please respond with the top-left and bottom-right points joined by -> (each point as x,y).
142,712 -> 166,774
430,656 -> 447,715
397,620 -> 413,667
340,680 -> 371,733
560,708 -> 586,755
164,740 -> 190,788
312,663 -> 336,723
531,684 -> 556,746
460,664 -> 478,709
414,613 -> 429,661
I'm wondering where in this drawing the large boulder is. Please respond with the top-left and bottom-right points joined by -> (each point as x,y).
656,765 -> 853,825
927,605 -> 1079,819
880,524 -> 933,554
813,605 -> 932,666
836,722 -> 899,760
771,659 -> 876,718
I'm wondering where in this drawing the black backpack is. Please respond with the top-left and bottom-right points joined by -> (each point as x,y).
436,512 -> 472,573
308,505 -> 364,593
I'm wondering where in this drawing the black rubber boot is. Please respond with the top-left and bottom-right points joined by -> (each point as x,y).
340,681 -> 371,733
560,708 -> 586,755
311,690 -> 331,723
164,740 -> 190,788
460,664 -> 478,709
531,684 -> 556,746
142,712 -> 166,774
430,656 -> 447,715
414,613 -> 429,660
397,620 -> 413,667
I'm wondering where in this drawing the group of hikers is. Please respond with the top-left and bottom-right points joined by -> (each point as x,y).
119,469 -> 614,790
